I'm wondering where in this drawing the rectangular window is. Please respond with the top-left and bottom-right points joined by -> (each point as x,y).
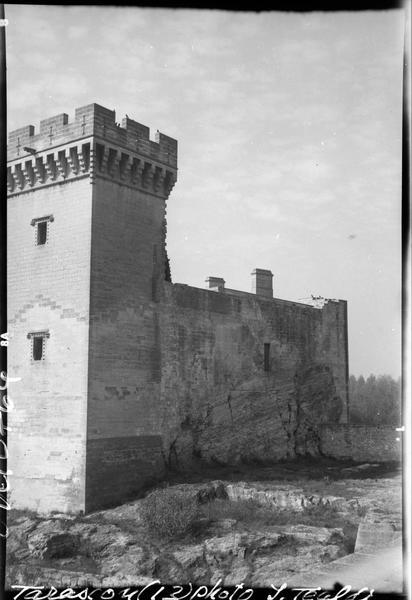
264,343 -> 270,372
31,215 -> 54,246
32,336 -> 44,361
27,330 -> 50,362
37,221 -> 47,245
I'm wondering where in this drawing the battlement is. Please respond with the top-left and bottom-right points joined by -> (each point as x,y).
7,103 -> 178,167
7,103 -> 178,198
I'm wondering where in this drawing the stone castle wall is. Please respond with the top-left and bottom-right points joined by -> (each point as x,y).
85,178 -> 167,511
7,179 -> 92,513
157,285 -> 347,471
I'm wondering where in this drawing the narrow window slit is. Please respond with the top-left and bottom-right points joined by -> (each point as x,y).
264,343 -> 271,372
37,221 -> 47,245
33,336 -> 44,361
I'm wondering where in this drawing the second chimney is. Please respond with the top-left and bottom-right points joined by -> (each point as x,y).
251,269 -> 273,298
206,276 -> 225,292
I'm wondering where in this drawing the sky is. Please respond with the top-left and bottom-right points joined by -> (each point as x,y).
5,5 -> 405,378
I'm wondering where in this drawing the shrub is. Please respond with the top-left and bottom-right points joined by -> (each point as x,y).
140,488 -> 198,538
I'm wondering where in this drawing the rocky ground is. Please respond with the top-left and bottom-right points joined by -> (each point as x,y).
6,460 -> 402,589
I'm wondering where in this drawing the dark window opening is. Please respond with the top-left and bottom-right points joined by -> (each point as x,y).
264,343 -> 271,372
37,221 -> 47,245
28,330 -> 49,361
31,215 -> 54,245
95,143 -> 104,170
33,336 -> 44,361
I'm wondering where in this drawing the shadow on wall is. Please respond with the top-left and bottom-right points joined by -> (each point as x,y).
162,363 -> 343,469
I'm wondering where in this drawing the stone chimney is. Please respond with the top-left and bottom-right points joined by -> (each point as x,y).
205,276 -> 225,292
251,269 -> 273,298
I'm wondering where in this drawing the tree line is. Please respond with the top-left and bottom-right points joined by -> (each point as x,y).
348,374 -> 401,426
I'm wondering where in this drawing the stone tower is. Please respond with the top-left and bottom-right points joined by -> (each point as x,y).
7,104 -> 177,513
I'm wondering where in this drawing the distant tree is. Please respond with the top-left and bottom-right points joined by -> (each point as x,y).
349,374 -> 401,426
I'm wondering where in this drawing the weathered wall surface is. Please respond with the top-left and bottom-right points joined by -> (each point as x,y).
85,179 -> 167,510
317,300 -> 349,424
7,180 -> 92,513
157,285 -> 348,469
320,425 -> 401,462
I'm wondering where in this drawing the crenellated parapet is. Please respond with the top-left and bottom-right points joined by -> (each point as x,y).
7,103 -> 178,198
7,142 -> 92,194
